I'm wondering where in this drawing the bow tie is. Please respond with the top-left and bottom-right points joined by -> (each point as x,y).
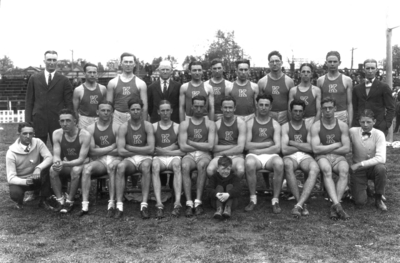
365,79 -> 373,87
362,131 -> 371,137
24,145 -> 30,152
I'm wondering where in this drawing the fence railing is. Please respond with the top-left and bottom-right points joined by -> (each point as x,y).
0,110 -> 25,123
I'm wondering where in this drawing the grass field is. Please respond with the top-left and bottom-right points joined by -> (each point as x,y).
0,135 -> 400,263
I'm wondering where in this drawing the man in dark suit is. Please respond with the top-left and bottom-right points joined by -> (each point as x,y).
148,61 -> 181,123
25,50 -> 73,145
352,59 -> 395,135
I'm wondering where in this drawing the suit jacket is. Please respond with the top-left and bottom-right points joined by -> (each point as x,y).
25,71 -> 73,137
352,79 -> 395,134
148,79 -> 180,123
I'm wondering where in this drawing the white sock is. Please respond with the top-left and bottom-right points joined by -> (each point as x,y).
194,199 -> 202,208
294,204 -> 303,209
82,201 -> 89,211
57,197 -> 65,205
108,200 -> 115,210
250,195 -> 257,205
186,200 -> 194,208
140,202 -> 148,211
66,199 -> 74,205
117,202 -> 123,212
272,198 -> 279,205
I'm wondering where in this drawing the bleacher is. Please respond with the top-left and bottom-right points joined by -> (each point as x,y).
0,77 -> 27,111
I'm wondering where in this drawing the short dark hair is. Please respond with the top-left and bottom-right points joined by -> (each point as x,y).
59,108 -> 77,119
363,59 -> 378,68
217,155 -> 232,167
97,100 -> 114,110
235,59 -> 250,68
299,63 -> 314,72
290,99 -> 306,111
191,95 -> 207,105
189,61 -> 202,70
44,50 -> 58,58
159,100 -> 172,109
83,63 -> 98,72
326,51 -> 341,61
18,122 -> 34,133
120,52 -> 136,62
359,109 -> 375,119
210,58 -> 223,68
321,96 -> 336,107
256,93 -> 274,103
128,97 -> 143,109
268,51 -> 282,61
221,95 -> 236,106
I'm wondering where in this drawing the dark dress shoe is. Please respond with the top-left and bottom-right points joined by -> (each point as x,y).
244,201 -> 255,212
77,210 -> 89,217
334,203 -> 350,220
375,199 -> 387,211
38,199 -> 51,210
141,206 -> 150,219
222,205 -> 231,219
185,206 -> 194,217
114,208 -> 123,219
213,206 -> 223,219
106,207 -> 115,218
171,205 -> 181,217
195,204 -> 204,216
156,208 -> 164,219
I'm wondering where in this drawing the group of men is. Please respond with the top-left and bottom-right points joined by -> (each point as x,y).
5,49 -> 394,221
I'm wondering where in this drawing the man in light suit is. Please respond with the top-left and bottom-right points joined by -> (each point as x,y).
352,59 -> 395,135
148,61 -> 181,124
25,50 -> 73,145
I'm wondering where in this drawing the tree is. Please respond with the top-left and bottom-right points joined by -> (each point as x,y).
164,55 -> 178,68
151,56 -> 163,71
204,30 -> 250,71
0,55 -> 14,71
106,59 -> 119,71
381,44 -> 400,73
182,55 -> 203,70
97,62 -> 105,72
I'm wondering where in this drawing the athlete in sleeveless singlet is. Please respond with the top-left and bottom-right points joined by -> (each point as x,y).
244,94 -> 284,214
281,100 -> 320,218
152,101 -> 185,218
114,97 -> 155,219
206,95 -> 246,178
107,53 -> 148,125
317,51 -> 353,125
78,101 -> 122,217
288,63 -> 321,129
179,95 -> 216,217
258,51 -> 294,125
204,59 -> 233,121
310,97 -> 351,220
72,63 -> 107,129
227,59 -> 259,121
50,109 -> 91,214
179,61 -> 214,122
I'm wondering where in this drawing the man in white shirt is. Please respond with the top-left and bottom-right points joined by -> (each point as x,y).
349,109 -> 387,211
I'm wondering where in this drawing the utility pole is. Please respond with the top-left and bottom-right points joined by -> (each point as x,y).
70,50 -> 74,69
350,47 -> 357,72
386,25 -> 399,142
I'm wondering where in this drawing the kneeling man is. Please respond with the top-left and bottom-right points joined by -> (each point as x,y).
311,97 -> 351,220
50,109 -> 91,213
244,94 -> 284,213
79,101 -> 121,217
282,99 -> 320,218
115,98 -> 155,219
179,95 -> 216,217
6,122 -> 53,209
152,100 -> 185,218
349,109 -> 387,211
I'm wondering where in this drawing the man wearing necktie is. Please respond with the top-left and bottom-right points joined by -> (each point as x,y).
25,50 -> 73,145
148,61 -> 181,123
349,109 -> 387,211
352,59 -> 395,135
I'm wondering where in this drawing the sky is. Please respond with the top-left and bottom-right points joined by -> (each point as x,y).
1,0 -> 400,70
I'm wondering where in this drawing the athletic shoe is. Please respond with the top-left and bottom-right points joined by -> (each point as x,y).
23,191 -> 36,203
222,205 -> 231,219
375,199 -> 387,212
330,204 -> 338,220
291,206 -> 302,218
185,206 -> 194,217
106,207 -> 115,218
334,204 -> 350,220
272,203 -> 281,214
60,202 -> 74,213
141,206 -> 150,219
114,208 -> 123,219
14,203 -> 23,210
47,196 -> 62,212
194,205 -> 204,216
213,207 -> 223,220
38,199 -> 51,210
244,201 -> 256,212
77,210 -> 88,217
156,208 -> 164,219
302,204 -> 310,216
171,205 -> 181,217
